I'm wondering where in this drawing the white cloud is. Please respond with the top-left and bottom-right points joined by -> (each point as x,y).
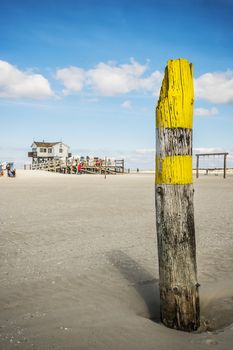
87,62 -> 133,95
195,71 -> 233,104
56,58 -> 163,96
121,100 -> 132,109
4,58 -> 232,104
55,62 -> 233,104
0,60 -> 53,99
56,66 -> 86,95
139,71 -> 163,96
194,107 -> 218,116
194,147 -> 225,154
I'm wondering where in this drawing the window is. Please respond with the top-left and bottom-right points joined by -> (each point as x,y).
48,148 -> 52,153
59,148 -> 63,153
40,148 -> 43,152
44,148 -> 47,152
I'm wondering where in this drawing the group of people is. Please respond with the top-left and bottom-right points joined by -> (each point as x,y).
0,162 -> 16,177
64,158 -> 105,175
65,162 -> 83,174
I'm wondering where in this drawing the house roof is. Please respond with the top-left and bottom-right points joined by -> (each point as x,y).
31,141 -> 70,148
32,141 -> 59,148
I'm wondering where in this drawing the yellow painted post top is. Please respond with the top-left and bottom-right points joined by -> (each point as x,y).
156,59 -> 194,185
156,58 -> 194,129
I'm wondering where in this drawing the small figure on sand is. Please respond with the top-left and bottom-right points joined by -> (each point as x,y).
6,162 -> 16,177
0,163 -> 3,177
77,162 -> 82,174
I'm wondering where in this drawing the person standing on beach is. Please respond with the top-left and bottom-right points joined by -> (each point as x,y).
0,164 -> 3,177
77,162 -> 82,174
6,163 -> 16,177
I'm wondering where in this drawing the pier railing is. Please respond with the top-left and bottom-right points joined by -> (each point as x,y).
30,158 -> 125,175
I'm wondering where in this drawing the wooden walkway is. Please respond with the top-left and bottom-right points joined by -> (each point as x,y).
31,158 -> 125,175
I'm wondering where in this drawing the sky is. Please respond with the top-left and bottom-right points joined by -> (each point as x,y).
0,0 -> 233,169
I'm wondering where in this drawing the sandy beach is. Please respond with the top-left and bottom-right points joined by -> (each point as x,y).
0,171 -> 233,349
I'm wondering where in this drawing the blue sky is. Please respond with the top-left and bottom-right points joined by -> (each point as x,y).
0,0 -> 233,168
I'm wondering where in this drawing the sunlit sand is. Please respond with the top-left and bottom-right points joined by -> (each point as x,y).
0,171 -> 233,349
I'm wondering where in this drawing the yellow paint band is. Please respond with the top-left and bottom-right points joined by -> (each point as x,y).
156,155 -> 193,184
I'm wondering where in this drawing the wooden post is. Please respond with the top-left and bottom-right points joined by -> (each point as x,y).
196,155 -> 199,178
105,156 -> 107,179
223,153 -> 227,179
155,59 -> 200,331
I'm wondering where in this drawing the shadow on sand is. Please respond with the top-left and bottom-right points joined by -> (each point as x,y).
107,251 -> 233,332
107,250 -> 160,322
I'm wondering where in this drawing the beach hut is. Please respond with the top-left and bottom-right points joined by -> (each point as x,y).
28,141 -> 72,166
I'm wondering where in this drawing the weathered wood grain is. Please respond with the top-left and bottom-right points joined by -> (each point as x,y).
156,128 -> 192,158
155,184 -> 200,330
